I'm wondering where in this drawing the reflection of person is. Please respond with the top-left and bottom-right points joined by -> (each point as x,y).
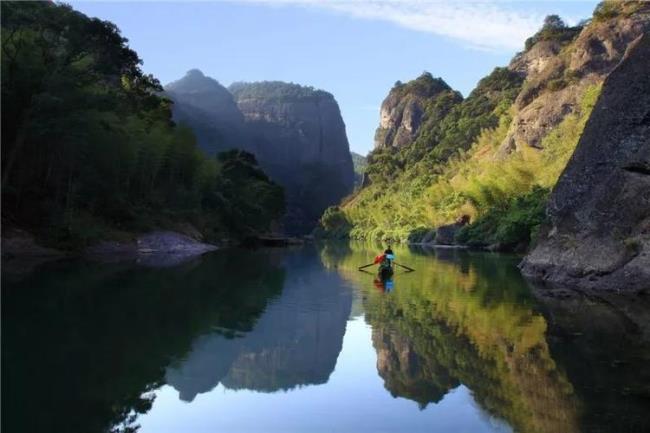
373,278 -> 395,293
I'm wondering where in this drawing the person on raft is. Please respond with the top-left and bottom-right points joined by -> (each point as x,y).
374,247 -> 395,266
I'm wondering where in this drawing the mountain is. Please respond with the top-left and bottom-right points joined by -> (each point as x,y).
350,151 -> 367,188
165,69 -> 252,155
521,32 -> 650,292
374,74 -> 461,151
166,76 -> 355,234
1,2 -> 284,249
229,81 -> 355,233
318,1 -> 650,254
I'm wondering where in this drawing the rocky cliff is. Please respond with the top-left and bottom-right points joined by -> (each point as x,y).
229,81 -> 355,233
521,33 -> 650,293
166,74 -> 354,234
500,2 -> 650,154
165,69 -> 252,155
374,73 -> 461,149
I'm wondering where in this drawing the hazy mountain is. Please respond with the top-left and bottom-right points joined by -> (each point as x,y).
166,74 -> 355,234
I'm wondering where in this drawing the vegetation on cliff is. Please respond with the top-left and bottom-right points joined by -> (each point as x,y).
351,152 -> 367,188
1,2 -> 284,248
318,1 -> 647,250
229,81 -> 332,102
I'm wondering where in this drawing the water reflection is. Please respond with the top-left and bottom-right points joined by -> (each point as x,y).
1,249 -> 286,433
320,242 -> 650,433
533,288 -> 650,433
166,251 -> 353,399
2,243 -> 649,433
321,243 -> 581,433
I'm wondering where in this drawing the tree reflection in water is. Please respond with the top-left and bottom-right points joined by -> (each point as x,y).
2,249 -> 285,433
3,244 -> 648,433
320,242 -> 650,433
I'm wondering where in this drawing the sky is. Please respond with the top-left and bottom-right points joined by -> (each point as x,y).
70,1 -> 599,155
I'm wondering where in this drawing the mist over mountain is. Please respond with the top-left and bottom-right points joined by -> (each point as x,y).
166,74 -> 355,234
165,69 -> 252,156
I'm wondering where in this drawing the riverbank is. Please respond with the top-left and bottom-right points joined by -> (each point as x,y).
2,228 -> 218,259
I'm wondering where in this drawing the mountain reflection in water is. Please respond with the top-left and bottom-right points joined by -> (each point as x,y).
2,243 -> 649,433
166,252 -> 353,400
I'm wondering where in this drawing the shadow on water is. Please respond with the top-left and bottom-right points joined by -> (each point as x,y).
1,249 -> 286,433
319,241 -> 650,433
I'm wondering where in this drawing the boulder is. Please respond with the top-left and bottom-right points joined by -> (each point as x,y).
435,223 -> 463,245
136,231 -> 218,255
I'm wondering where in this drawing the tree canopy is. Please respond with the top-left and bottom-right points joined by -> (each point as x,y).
1,1 -> 284,247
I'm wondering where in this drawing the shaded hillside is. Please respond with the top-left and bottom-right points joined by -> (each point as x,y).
319,1 -> 650,250
230,81 -> 355,233
165,69 -> 252,155
0,2 -> 283,248
166,76 -> 355,234
521,32 -> 650,292
351,151 -> 367,188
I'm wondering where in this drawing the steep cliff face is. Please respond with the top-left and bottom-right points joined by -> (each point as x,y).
521,33 -> 650,292
500,2 -> 650,154
166,74 -> 354,234
165,69 -> 252,155
374,73 -> 461,149
230,81 -> 355,233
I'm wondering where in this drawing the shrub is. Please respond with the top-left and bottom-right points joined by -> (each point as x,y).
455,187 -> 549,249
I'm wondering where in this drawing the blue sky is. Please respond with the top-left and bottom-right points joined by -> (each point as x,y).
70,1 -> 599,155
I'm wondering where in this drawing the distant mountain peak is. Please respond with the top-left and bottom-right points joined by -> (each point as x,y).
186,68 -> 205,77
165,69 -> 227,95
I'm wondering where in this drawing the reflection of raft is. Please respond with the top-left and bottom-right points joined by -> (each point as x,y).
378,263 -> 394,280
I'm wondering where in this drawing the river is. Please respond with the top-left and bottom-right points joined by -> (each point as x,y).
2,243 -> 648,433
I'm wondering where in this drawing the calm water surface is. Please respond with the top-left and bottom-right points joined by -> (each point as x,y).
2,243 -> 649,433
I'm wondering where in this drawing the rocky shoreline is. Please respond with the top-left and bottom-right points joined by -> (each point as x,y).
2,229 -> 219,262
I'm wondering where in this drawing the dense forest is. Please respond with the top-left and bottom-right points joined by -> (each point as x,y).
318,1 -> 647,251
1,2 -> 284,249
